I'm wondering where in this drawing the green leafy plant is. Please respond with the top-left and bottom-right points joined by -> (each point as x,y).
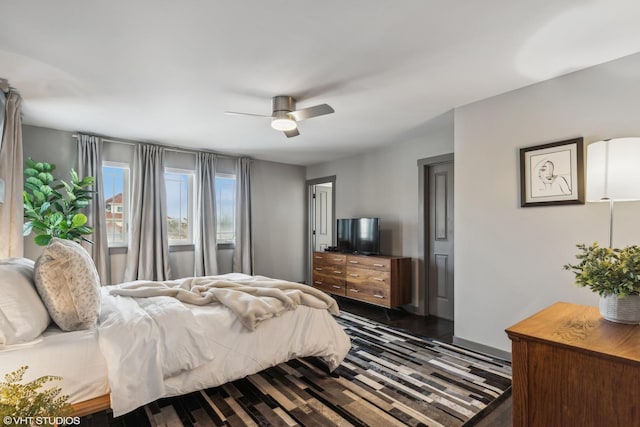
564,242 -> 640,297
23,158 -> 95,246
0,366 -> 72,424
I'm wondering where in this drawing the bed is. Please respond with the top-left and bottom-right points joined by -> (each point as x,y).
0,242 -> 351,418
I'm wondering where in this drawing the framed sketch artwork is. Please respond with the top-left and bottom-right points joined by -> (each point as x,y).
520,137 -> 585,207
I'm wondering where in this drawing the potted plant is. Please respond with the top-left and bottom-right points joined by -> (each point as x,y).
564,242 -> 640,324
22,158 -> 95,246
0,365 -> 72,426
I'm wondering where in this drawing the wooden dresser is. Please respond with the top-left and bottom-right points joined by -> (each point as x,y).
505,302 -> 640,427
312,251 -> 411,308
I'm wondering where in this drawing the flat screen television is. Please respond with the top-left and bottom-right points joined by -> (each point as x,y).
336,218 -> 355,252
336,217 -> 380,255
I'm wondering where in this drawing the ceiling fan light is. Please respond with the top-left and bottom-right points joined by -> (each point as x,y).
271,117 -> 297,131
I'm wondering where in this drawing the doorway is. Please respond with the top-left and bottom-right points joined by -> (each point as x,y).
306,176 -> 336,284
418,154 -> 454,320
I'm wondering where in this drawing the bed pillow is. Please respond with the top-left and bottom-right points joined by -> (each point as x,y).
34,238 -> 101,331
0,258 -> 51,345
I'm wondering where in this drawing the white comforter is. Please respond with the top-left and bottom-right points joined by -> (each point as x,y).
98,273 -> 351,416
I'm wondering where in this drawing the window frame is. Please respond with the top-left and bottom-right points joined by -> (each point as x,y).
165,167 -> 195,246
102,161 -> 130,248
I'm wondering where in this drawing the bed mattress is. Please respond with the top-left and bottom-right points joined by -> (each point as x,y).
0,326 -> 109,405
0,273 -> 350,417
100,273 -> 351,415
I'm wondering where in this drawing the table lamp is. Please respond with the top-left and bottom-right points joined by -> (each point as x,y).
587,137 -> 640,247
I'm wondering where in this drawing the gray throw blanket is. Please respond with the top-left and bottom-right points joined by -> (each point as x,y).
109,275 -> 339,331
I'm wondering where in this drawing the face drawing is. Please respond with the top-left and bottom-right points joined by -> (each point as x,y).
538,160 -> 554,183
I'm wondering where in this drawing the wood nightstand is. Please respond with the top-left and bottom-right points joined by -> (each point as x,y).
506,302 -> 640,427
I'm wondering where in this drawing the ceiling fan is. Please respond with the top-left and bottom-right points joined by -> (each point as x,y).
225,95 -> 334,138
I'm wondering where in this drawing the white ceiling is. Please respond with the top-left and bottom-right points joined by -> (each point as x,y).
3,1 -> 640,166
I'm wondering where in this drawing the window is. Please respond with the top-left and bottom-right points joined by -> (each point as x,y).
102,162 -> 130,246
216,173 -> 236,244
165,168 -> 194,244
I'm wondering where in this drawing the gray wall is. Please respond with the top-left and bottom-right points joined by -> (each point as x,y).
251,159 -> 306,282
21,125 -> 306,283
306,111 -> 455,312
454,51 -> 640,353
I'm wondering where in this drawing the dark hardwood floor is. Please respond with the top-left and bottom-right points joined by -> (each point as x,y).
335,296 -> 455,342
337,297 -> 513,427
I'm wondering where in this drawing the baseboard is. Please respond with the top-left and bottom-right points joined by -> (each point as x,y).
453,336 -> 512,362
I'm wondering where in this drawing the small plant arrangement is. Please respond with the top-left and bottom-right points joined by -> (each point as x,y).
0,366 -> 72,425
23,158 -> 95,246
564,242 -> 640,297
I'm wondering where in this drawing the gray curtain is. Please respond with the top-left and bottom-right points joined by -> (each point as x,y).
77,134 -> 111,284
232,157 -> 253,274
0,91 -> 24,258
193,152 -> 218,276
124,144 -> 171,281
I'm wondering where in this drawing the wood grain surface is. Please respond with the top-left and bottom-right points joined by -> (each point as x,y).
506,302 -> 640,427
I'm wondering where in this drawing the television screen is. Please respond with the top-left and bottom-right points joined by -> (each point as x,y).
355,217 -> 380,255
336,218 -> 355,252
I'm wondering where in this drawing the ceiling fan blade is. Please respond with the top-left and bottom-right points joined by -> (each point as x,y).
289,104 -> 334,121
284,128 -> 300,138
224,111 -> 272,118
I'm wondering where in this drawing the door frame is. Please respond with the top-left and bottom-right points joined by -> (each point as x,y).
305,175 -> 336,285
417,154 -> 454,316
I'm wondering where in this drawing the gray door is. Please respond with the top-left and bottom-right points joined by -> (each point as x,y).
428,162 -> 454,320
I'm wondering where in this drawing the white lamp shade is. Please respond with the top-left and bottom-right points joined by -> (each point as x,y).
587,137 -> 640,202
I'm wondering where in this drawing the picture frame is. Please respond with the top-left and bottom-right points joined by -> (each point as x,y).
520,137 -> 584,207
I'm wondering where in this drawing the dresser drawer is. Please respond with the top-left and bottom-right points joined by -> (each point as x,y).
346,256 -> 390,271
312,274 -> 345,295
346,266 -> 390,287
346,281 -> 390,306
313,264 -> 346,278
313,252 -> 347,267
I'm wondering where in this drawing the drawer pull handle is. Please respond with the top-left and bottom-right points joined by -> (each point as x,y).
315,267 -> 323,271
349,273 -> 358,277
373,294 -> 384,299
350,288 -> 360,293
314,281 -> 323,285
332,270 -> 342,274
332,285 -> 341,289
373,278 -> 384,281
349,261 -> 359,264
332,258 -> 342,261
373,263 -> 384,267
314,256 -> 322,259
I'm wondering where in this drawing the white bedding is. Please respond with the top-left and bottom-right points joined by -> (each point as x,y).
99,273 -> 351,416
0,326 -> 108,405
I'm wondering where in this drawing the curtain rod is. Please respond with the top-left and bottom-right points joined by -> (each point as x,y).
72,133 -> 242,159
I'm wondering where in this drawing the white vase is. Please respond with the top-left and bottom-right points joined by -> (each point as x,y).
599,294 -> 640,325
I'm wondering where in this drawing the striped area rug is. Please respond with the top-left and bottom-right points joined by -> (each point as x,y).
87,312 -> 511,427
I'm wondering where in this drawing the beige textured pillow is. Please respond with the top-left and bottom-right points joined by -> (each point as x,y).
0,258 -> 51,345
34,238 -> 101,331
